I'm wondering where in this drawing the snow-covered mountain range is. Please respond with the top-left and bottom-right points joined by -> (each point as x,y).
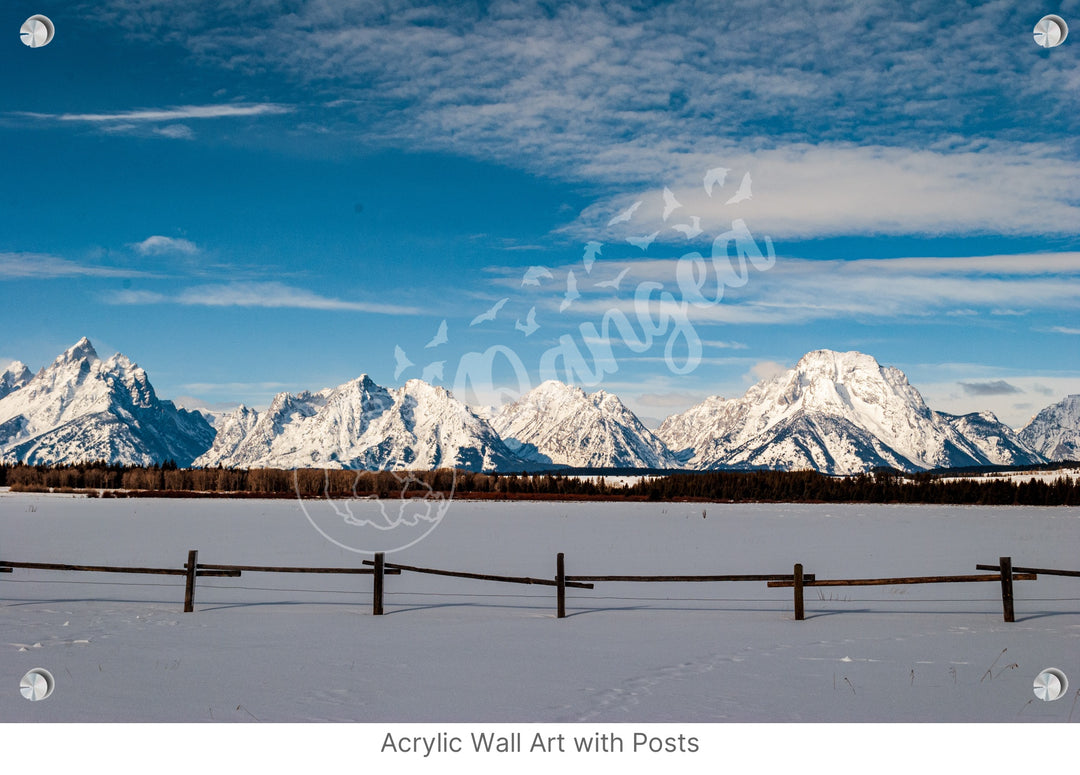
0,338 -> 214,466
1,340 -> 1076,473
193,376 -> 522,472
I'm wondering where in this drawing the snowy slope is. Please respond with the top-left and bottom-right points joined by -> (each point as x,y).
937,410 -> 1045,467
1019,395 -> 1080,461
658,350 -> 1045,475
718,413 -> 921,473
195,376 -> 524,472
0,339 -> 215,466
490,380 -> 677,468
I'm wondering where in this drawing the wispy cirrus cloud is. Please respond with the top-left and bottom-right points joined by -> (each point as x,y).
0,252 -> 153,279
18,103 -> 292,123
82,1 -> 1080,236
524,251 -> 1080,327
11,103 -> 292,140
107,281 -> 422,314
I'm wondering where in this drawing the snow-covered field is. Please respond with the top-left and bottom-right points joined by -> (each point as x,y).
3,492 -> 1078,769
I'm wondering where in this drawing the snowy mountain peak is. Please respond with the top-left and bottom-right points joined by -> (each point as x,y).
402,378 -> 452,399
101,353 -> 156,408
0,361 -> 32,400
1019,394 -> 1080,461
60,336 -> 98,363
798,348 -> 881,372
0,338 -> 214,466
658,349 -> 1043,474
772,350 -> 925,416
491,379 -> 677,468
527,379 -> 588,403
2,360 -> 31,379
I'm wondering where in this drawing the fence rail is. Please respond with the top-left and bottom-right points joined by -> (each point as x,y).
2,554 -> 1077,623
199,563 -> 402,575
766,573 -> 1036,587
560,567 -> 815,620
976,563 -> 1080,578
0,559 -> 239,577
362,558 -> 594,589
567,573 -> 815,583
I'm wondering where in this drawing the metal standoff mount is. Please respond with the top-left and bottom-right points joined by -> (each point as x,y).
20,668 -> 55,701
1034,15 -> 1068,48
20,15 -> 55,48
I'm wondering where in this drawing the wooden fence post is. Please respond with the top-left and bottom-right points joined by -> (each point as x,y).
793,563 -> 804,621
373,552 -> 385,616
999,556 -> 1014,623
183,549 -> 198,613
556,552 -> 566,619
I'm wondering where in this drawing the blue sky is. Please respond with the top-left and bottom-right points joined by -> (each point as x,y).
2,0 -> 1079,428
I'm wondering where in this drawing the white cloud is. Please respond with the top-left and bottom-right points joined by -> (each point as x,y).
153,124 -> 195,140
107,281 -> 422,314
132,236 -> 200,256
568,144 -> 1080,240
21,103 -> 292,123
700,340 -> 748,350
0,253 -> 148,279
110,290 -> 168,304
553,251 -> 1080,326
960,380 -> 1024,397
85,1 -> 1080,232
63,2 -> 1080,238
11,103 -> 291,139
746,360 -> 788,383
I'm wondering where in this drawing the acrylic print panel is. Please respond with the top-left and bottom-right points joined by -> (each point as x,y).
2,2 -> 1079,767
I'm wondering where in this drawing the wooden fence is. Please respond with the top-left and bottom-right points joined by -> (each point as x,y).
2,553 -> 1076,622
0,551 -> 396,613
767,557 -> 1040,622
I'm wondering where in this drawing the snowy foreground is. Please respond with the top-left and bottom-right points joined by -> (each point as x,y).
2,492 -> 1078,770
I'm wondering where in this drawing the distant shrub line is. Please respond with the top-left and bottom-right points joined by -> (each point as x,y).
1,462 -> 1078,505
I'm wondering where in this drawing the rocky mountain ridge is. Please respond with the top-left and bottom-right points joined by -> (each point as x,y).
1,340 -> 1073,474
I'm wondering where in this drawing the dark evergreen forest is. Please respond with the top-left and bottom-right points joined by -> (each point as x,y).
1,462 -> 1077,505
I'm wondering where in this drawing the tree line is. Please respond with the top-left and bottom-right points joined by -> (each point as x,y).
1,462 -> 1077,505
622,468 -> 1080,506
